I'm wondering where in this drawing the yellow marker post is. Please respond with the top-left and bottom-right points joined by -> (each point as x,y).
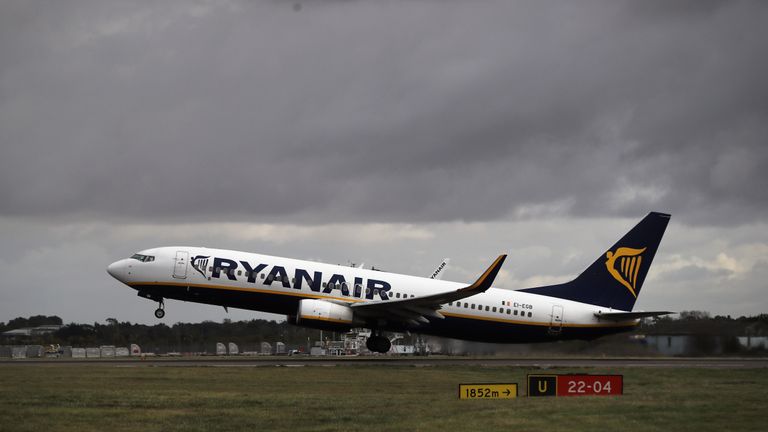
459,383 -> 518,399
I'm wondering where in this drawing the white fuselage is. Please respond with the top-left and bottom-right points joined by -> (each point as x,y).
107,246 -> 637,343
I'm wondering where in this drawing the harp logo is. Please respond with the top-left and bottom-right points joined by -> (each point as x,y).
605,247 -> 647,298
191,255 -> 210,278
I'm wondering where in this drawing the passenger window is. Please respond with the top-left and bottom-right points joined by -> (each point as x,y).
528,312 -> 532,317
275,275 -> 281,281
492,307 -> 497,312
237,270 -> 242,276
373,289 -> 379,296
209,266 -> 213,272
261,273 -> 265,279
506,309 -> 511,314
485,306 -> 489,311
244,271 -> 249,278
322,282 -> 327,288
514,310 -> 518,316
471,304 -> 475,309
396,293 -> 401,298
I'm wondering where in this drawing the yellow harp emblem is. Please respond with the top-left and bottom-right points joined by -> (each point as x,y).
605,247 -> 647,298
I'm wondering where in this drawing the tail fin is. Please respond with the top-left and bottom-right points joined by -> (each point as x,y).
519,212 -> 670,311
429,258 -> 450,280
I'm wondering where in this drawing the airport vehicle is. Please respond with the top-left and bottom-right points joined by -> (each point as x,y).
107,212 -> 672,353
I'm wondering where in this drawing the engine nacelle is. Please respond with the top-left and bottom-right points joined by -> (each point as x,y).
295,299 -> 354,331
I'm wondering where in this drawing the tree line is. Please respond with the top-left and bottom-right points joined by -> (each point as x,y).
2,312 -> 767,353
1,315 -> 325,352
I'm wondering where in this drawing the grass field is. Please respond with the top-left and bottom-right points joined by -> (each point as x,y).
0,363 -> 765,432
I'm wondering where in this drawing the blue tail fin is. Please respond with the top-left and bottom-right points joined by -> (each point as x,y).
519,212 -> 670,311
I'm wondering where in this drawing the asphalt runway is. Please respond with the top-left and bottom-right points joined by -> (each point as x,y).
3,357 -> 767,368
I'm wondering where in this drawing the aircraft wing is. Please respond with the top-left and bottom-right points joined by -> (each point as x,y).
594,311 -> 675,321
350,255 -> 506,327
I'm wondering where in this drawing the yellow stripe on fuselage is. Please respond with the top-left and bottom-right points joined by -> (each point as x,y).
299,315 -> 353,324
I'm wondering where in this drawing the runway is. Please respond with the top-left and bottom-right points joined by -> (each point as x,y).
3,356 -> 767,368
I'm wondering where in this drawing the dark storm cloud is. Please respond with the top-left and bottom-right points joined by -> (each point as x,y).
1,0 -> 766,224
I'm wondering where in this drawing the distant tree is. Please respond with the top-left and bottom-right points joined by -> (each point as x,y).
5,315 -> 63,329
679,310 -> 711,320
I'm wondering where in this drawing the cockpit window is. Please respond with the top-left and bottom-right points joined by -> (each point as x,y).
130,253 -> 155,262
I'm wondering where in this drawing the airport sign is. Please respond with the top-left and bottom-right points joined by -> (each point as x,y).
459,383 -> 518,399
527,374 -> 623,397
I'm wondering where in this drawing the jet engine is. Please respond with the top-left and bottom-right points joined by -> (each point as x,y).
294,299 -> 354,331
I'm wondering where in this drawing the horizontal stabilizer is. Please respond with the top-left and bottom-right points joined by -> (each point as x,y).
594,311 -> 674,321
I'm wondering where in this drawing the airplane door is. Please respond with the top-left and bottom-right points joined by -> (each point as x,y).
173,251 -> 189,279
549,305 -> 563,334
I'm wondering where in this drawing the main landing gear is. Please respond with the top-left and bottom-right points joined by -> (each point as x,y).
366,330 -> 391,353
154,299 -> 165,319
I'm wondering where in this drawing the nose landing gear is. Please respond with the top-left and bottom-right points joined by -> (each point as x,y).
154,299 -> 165,319
137,291 -> 165,319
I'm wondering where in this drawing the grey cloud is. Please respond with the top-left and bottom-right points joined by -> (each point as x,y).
660,264 -> 733,283
0,1 -> 767,226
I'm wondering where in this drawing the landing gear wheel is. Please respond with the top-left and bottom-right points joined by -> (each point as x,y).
366,335 -> 391,353
154,299 -> 165,319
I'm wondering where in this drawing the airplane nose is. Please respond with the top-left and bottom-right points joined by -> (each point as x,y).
107,260 -> 124,280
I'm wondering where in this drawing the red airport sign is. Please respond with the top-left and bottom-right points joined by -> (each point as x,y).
527,374 -> 623,397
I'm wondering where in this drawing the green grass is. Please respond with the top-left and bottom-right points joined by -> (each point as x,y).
0,364 -> 765,431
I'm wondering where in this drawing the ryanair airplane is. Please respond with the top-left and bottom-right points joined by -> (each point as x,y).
107,212 -> 672,353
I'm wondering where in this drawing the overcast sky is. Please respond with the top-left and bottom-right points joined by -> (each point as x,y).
1,0 -> 766,325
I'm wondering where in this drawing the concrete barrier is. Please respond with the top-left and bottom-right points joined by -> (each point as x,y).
261,342 -> 272,355
228,342 -> 239,355
11,346 -> 26,359
26,345 -> 44,358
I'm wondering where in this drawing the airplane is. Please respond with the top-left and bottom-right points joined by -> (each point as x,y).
106,212 -> 672,353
